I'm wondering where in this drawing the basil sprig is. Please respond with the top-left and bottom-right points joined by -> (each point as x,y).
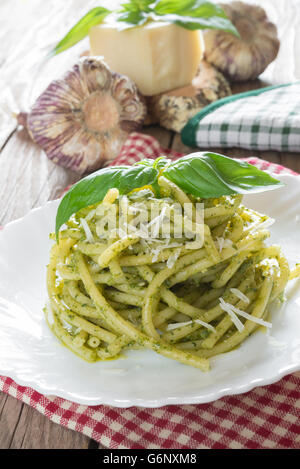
162,153 -> 283,198
50,0 -> 239,56
55,152 -> 284,237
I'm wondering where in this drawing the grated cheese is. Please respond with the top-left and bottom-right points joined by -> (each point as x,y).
85,209 -> 96,221
80,218 -> 95,243
166,320 -> 193,331
216,237 -> 233,253
216,237 -> 225,253
219,298 -> 245,332
167,248 -> 181,269
227,303 -> 272,329
219,298 -> 272,331
147,205 -> 167,238
230,288 -> 250,305
166,319 -> 215,332
194,319 -> 216,332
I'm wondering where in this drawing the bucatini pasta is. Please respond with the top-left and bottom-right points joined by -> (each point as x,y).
45,176 -> 298,371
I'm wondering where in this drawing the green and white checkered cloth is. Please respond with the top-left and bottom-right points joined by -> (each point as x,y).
181,82 -> 300,152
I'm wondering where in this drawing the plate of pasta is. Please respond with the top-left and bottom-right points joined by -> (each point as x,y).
0,153 -> 300,407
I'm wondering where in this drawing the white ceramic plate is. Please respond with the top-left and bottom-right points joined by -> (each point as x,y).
0,174 -> 300,408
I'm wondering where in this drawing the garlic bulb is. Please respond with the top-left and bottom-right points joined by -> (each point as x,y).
203,1 -> 280,82
17,57 -> 146,174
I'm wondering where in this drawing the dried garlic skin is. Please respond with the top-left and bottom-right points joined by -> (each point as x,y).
145,61 -> 231,133
19,57 -> 146,174
204,1 -> 280,82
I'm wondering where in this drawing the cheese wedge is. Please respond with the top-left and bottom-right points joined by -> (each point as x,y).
89,20 -> 204,96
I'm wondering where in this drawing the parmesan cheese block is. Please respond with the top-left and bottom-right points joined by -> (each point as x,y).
89,20 -> 204,96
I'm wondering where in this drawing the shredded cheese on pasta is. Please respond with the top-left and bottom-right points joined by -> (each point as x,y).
45,180 -> 297,371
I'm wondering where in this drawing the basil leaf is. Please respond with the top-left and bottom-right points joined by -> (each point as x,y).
55,164 -> 159,237
134,156 -> 170,170
50,7 -> 111,56
116,0 -> 153,29
115,14 -> 149,29
116,11 -> 150,30
55,153 -> 284,238
121,0 -> 153,10
153,157 -> 171,170
133,158 -> 157,167
163,153 -> 284,199
151,0 -> 239,35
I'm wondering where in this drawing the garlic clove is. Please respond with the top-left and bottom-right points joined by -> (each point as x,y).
17,57 -> 146,174
203,1 -> 280,82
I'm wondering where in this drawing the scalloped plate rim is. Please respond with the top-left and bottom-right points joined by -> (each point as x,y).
2,357 -> 299,408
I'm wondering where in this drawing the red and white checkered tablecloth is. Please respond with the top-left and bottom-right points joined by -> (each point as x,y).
1,133 -> 299,449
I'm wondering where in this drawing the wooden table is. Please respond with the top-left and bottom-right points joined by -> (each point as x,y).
0,0 -> 300,450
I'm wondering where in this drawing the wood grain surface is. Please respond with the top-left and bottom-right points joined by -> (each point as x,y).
0,0 -> 300,449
